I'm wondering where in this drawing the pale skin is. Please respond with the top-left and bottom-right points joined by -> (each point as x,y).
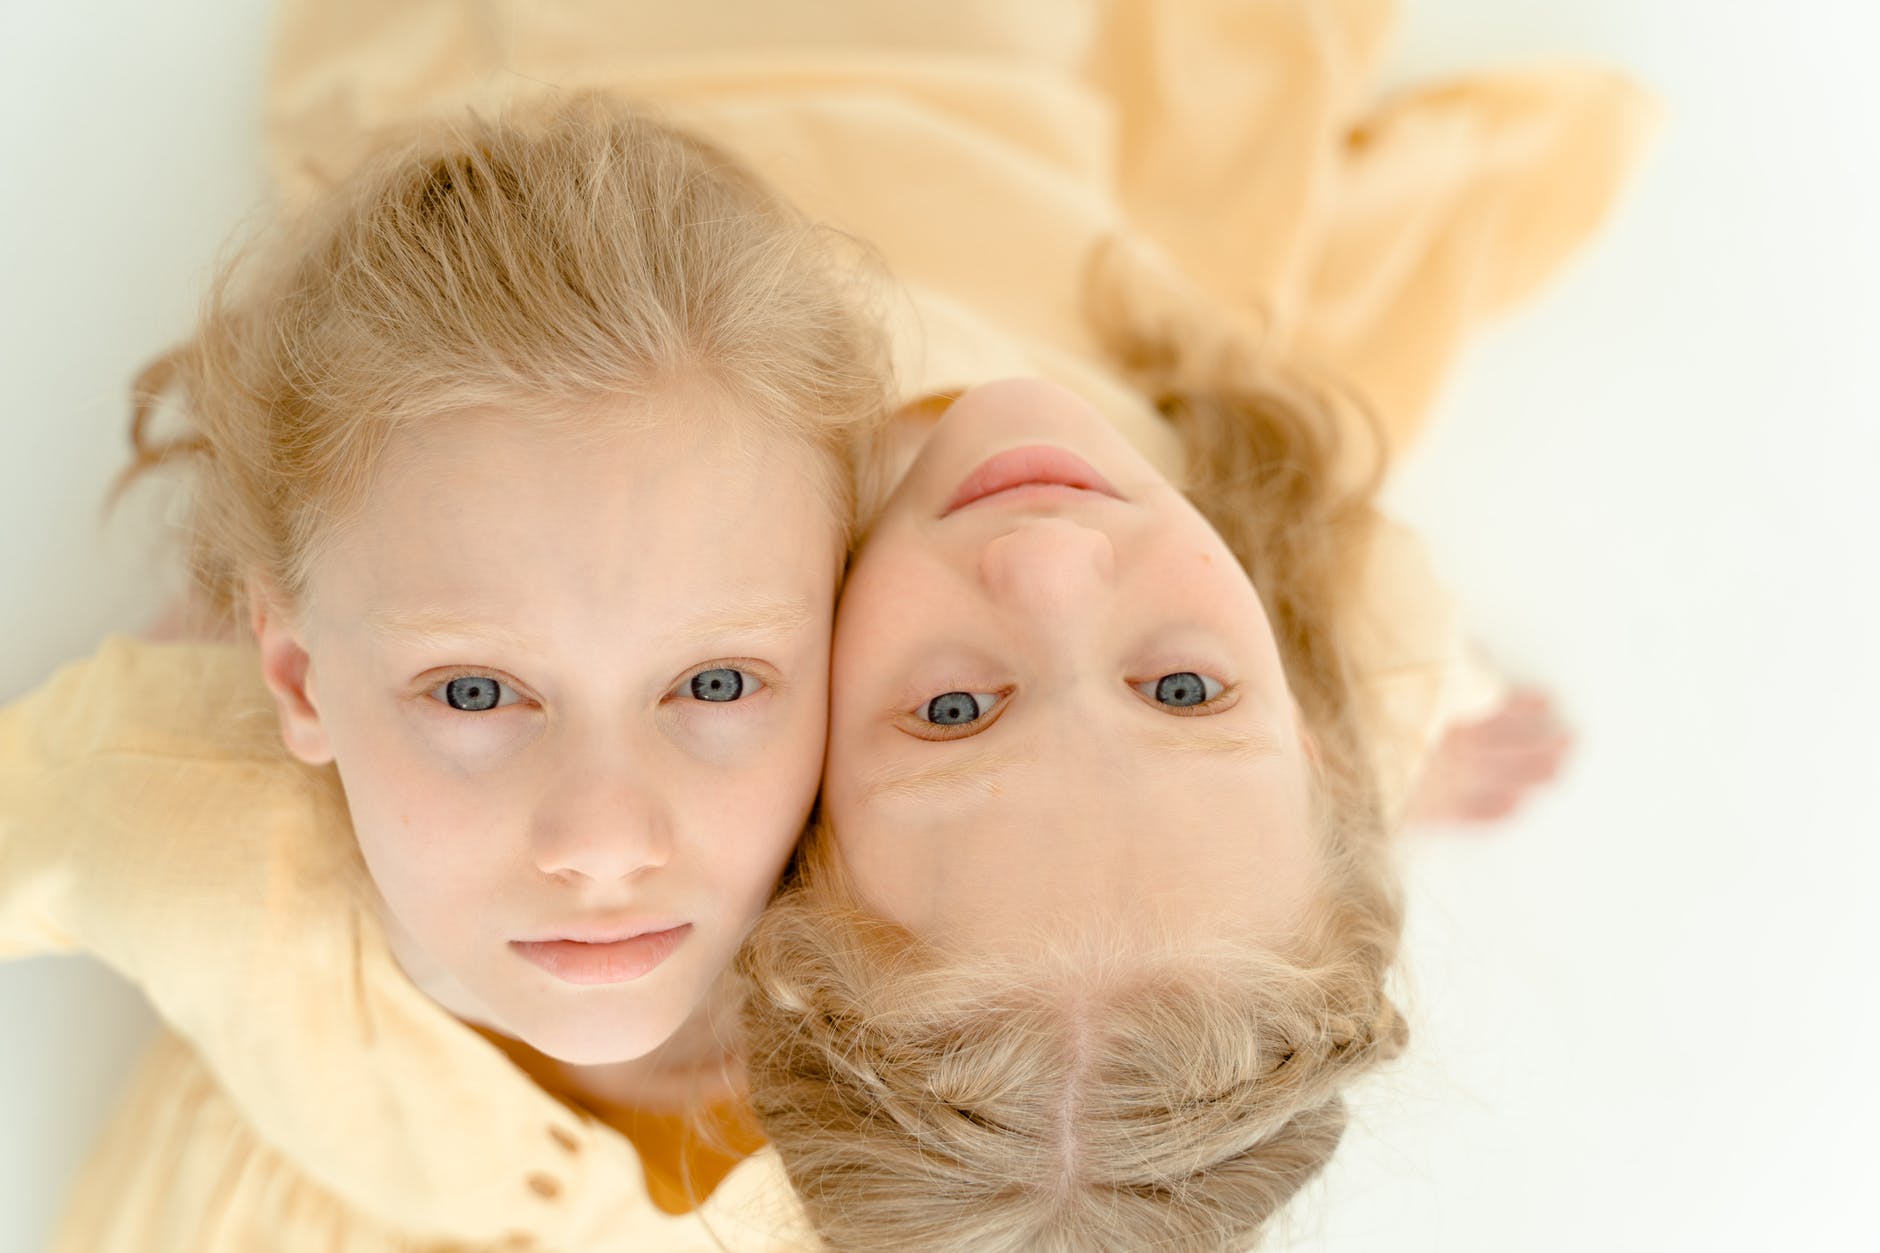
146,383 -> 1565,1071
243,388 -> 844,1108
821,378 -> 1572,947
1405,689 -> 1572,826
823,378 -> 1318,943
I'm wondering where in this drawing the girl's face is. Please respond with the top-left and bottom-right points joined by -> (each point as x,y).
824,378 -> 1320,949
255,390 -> 840,1065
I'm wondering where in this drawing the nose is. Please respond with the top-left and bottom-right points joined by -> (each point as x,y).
531,754 -> 673,884
977,516 -> 1117,622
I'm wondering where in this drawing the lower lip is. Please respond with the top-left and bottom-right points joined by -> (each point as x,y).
943,445 -> 1119,516
510,925 -> 691,986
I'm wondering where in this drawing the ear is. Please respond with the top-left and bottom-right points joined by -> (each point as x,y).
246,574 -> 334,766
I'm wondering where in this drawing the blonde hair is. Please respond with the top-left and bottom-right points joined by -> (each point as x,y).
112,93 -> 889,625
737,265 -> 1406,1250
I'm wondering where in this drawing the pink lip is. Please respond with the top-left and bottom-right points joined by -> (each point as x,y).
942,445 -> 1120,516
510,924 -> 691,986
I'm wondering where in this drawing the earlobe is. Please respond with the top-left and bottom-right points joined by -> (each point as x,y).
246,576 -> 334,766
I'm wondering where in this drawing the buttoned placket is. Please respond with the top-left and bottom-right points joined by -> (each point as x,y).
499,1118 -> 587,1249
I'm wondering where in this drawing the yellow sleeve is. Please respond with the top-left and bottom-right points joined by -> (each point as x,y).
1297,65 -> 1661,452
0,651 -> 94,956
1082,0 -> 1395,329
1083,0 -> 1658,453
0,640 -> 294,976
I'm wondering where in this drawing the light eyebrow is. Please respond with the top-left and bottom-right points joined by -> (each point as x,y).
861,745 -> 1020,805
860,720 -> 1281,806
658,594 -> 814,647
1123,720 -> 1285,760
365,609 -> 545,653
365,595 -> 813,656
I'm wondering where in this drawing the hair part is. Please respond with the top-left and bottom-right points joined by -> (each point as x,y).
736,246 -> 1407,1249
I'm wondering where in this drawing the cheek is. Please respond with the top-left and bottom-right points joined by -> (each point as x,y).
734,732 -> 823,843
691,743 -> 823,909
334,739 -> 514,935
832,546 -> 937,684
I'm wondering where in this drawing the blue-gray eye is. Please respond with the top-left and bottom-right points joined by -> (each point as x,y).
689,667 -> 756,702
922,691 -> 1001,725
441,675 -> 504,711
1142,672 -> 1225,708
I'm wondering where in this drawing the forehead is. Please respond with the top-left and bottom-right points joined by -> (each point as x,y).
313,399 -> 845,619
836,739 -> 1320,943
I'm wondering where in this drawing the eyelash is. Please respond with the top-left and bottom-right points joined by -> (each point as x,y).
902,675 -> 1237,741
1130,673 -> 1236,717
425,667 -> 530,713
904,689 -> 1011,741
667,660 -> 773,707
421,660 -> 773,713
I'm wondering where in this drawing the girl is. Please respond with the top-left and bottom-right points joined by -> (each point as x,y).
3,96 -> 888,1249
13,1 -> 1648,1249
234,1 -> 1638,1249
741,368 -> 1418,1250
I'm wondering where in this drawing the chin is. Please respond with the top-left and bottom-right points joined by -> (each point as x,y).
516,1005 -> 679,1067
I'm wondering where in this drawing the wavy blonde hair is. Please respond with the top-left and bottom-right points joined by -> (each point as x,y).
738,264 -> 1406,1251
111,93 -> 889,625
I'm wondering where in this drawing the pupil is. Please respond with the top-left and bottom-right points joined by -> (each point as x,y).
446,677 -> 498,711
691,668 -> 743,702
1155,673 -> 1205,707
927,692 -> 981,724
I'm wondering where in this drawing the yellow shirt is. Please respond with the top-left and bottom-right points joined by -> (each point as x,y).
6,3 -> 1653,1249
3,640 -> 809,1251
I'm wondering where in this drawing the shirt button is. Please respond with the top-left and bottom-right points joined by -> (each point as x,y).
548,1125 -> 580,1154
526,1173 -> 562,1201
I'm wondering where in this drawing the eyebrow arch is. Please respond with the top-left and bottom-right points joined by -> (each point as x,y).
658,595 -> 813,647
861,746 -> 1018,805
364,609 -> 545,653
861,720 -> 1282,805
365,595 -> 813,654
1122,721 -> 1285,759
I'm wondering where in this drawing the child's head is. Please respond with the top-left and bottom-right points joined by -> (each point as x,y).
127,96 -> 888,1065
818,378 -> 1324,942
739,355 -> 1404,1246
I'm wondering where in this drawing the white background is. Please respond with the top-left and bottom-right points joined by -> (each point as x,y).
2,2 -> 1875,1250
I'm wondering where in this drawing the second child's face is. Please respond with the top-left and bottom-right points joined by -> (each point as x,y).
823,378 -> 1321,950
258,390 -> 840,1065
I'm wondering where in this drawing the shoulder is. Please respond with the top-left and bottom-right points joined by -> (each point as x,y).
1,636 -> 357,969
5,636 -> 286,767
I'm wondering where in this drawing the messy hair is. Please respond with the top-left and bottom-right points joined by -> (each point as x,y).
113,93 -> 890,624
737,258 -> 1404,1250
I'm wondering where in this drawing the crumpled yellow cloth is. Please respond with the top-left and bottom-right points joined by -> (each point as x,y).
267,0 -> 1656,457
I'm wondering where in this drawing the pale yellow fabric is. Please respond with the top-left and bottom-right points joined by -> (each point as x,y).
266,0 -> 1655,464
3,641 -> 809,1252
4,2 -> 1653,1249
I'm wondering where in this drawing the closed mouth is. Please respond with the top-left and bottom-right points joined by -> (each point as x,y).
943,445 -> 1120,516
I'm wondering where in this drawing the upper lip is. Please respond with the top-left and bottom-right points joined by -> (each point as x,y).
513,919 -> 689,945
942,445 -> 1121,516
